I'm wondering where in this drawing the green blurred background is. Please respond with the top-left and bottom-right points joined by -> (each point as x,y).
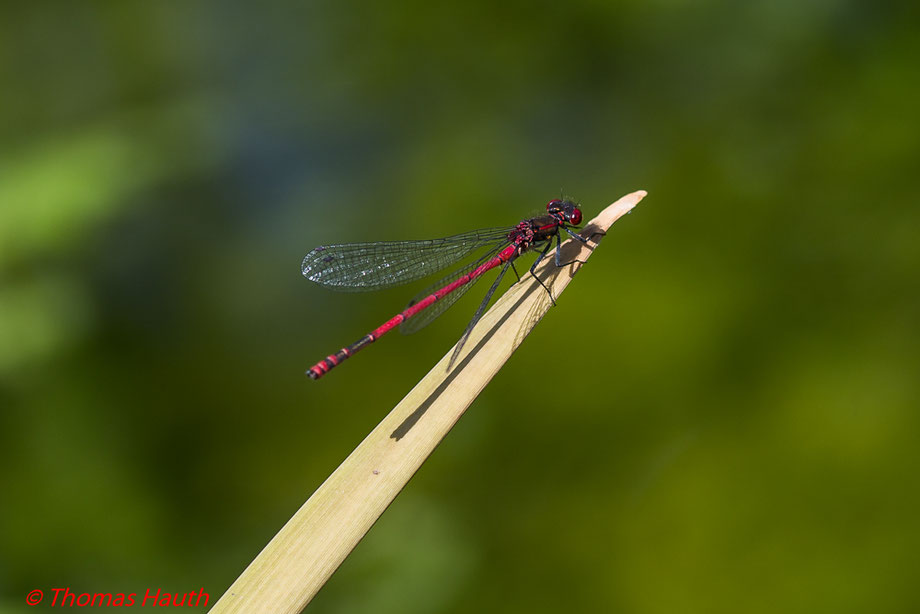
2,1 -> 918,612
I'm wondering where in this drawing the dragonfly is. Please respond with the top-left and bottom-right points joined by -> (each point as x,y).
301,199 -> 593,379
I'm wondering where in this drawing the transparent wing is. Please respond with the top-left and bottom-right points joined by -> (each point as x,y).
301,227 -> 512,292
448,257 -> 514,370
399,242 -> 507,334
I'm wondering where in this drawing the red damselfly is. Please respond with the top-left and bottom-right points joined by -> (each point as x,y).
301,199 -> 593,380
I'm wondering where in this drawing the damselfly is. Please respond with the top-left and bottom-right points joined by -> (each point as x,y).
301,199 -> 592,379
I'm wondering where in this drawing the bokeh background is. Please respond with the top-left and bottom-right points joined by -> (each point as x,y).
2,1 -> 918,612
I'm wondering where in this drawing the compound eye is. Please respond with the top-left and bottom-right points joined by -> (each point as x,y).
546,199 -> 563,212
568,207 -> 582,225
